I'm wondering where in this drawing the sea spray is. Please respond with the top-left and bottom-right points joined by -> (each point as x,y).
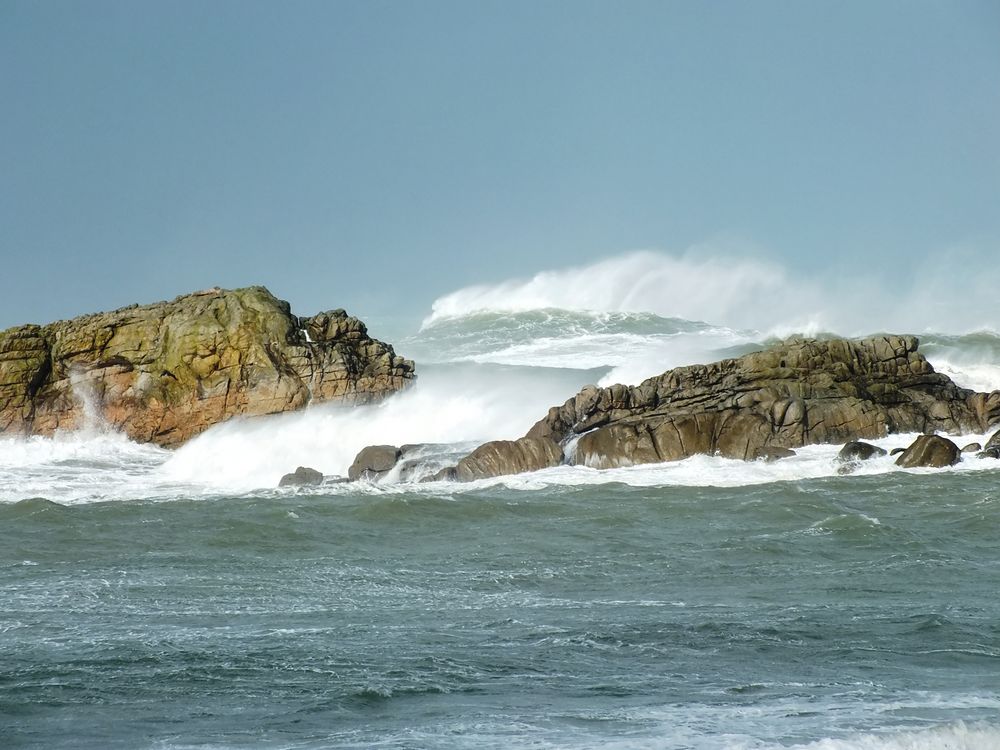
160,361 -> 597,489
423,249 -> 1000,339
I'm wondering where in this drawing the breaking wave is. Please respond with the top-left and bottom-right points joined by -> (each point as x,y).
423,249 -> 1000,338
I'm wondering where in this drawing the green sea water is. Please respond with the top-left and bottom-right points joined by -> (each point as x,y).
3,472 -> 999,749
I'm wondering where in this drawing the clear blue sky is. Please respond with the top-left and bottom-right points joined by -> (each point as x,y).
2,0 -> 998,330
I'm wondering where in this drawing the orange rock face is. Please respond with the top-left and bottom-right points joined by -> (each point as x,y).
0,287 -> 415,447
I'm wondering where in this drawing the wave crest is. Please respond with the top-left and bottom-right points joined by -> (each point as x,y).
423,248 -> 1000,338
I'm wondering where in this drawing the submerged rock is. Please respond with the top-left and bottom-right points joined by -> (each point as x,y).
278,466 -> 324,487
894,435 -> 961,469
752,447 -> 796,462
0,287 -> 415,447
837,441 -> 888,463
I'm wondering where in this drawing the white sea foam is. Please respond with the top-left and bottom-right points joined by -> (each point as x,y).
926,359 -> 1000,394
159,363 -> 584,490
775,721 -> 1000,750
423,430 -> 1000,494
0,429 -> 171,505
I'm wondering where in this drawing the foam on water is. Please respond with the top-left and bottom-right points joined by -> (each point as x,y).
777,722 -> 1000,750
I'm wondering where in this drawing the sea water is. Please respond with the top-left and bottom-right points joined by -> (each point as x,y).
2,253 -> 999,749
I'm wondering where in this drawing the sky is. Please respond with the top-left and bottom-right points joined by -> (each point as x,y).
1,0 -> 998,332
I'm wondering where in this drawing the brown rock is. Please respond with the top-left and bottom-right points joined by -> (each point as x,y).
348,444 -> 402,481
451,437 -> 563,481
894,435 -> 961,468
279,466 -> 324,487
526,336 -> 994,470
0,287 -> 415,446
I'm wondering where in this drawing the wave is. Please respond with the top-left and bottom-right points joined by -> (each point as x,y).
404,307 -> 759,386
422,249 -> 1000,339
775,721 -> 1000,750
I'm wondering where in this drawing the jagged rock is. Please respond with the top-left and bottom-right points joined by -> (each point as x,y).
348,444 -> 402,481
894,435 -> 961,468
0,287 -> 415,446
961,442 -> 982,453
278,466 -> 324,487
977,447 -> 1000,460
526,336 -> 997,471
752,447 -> 796,462
447,437 -> 563,481
838,441 -> 888,462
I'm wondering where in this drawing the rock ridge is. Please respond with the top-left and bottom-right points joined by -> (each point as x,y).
0,286 -> 414,446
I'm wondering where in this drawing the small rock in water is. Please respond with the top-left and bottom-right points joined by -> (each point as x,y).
961,442 -> 982,454
894,435 -> 961,469
348,445 -> 402,481
278,466 -> 324,487
837,441 -> 887,462
976,447 -> 1000,460
889,447 -> 906,456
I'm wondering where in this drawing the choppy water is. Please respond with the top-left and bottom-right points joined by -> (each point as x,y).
3,253 -> 1000,748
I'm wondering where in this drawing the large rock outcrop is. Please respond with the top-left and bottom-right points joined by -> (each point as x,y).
524,335 -> 998,470
430,335 -> 998,479
0,286 -> 414,446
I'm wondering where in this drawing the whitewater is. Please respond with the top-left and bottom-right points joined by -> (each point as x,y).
3,252 -> 1000,749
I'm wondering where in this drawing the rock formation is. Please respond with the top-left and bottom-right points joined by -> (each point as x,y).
436,335 -> 1000,480
526,335 -> 998,470
0,286 -> 414,446
432,437 -> 563,482
894,435 -> 961,469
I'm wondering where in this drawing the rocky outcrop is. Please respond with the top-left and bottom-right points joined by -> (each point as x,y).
894,435 -> 961,468
0,287 -> 414,446
522,336 -> 997,470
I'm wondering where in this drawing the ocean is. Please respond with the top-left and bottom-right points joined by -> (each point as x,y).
3,254 -> 1000,749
